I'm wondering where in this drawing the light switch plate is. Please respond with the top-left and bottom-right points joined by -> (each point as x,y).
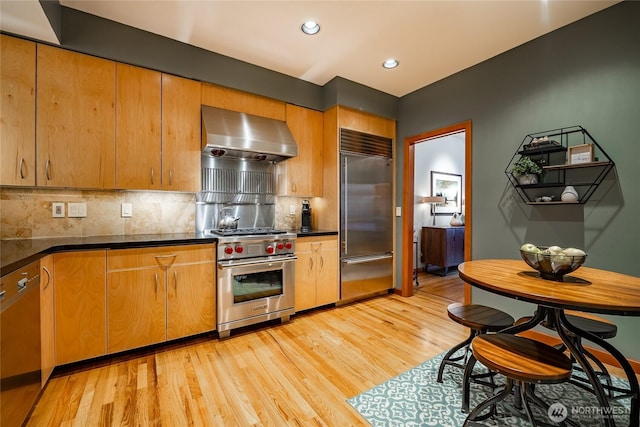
68,202 -> 87,218
121,203 -> 133,218
395,206 -> 402,217
52,202 -> 65,218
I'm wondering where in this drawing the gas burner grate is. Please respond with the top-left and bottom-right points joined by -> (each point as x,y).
209,228 -> 287,236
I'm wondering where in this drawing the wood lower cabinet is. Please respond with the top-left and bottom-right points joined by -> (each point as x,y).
54,251 -> 107,365
36,44 -> 116,189
166,260 -> 215,340
107,267 -> 166,353
39,255 -> 55,387
421,226 -> 464,275
0,35 -> 36,187
295,236 -> 338,312
107,244 -> 215,353
276,104 -> 323,197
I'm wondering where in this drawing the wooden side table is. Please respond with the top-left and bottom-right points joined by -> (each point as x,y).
421,226 -> 464,276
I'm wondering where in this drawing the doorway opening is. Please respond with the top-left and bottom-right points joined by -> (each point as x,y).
400,121 -> 472,300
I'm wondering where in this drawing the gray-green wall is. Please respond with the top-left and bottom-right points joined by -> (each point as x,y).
397,1 -> 640,359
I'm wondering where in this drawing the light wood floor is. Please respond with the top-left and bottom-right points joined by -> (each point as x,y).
27,273 -> 463,426
26,272 -> 634,426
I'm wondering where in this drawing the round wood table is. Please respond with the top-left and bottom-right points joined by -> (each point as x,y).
458,259 -> 640,427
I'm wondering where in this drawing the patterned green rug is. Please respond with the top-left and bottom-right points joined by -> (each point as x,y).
348,350 -> 632,426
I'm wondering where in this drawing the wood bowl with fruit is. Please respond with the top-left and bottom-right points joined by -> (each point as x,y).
520,244 -> 587,281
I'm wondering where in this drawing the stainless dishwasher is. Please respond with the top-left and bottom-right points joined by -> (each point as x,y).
1,261 -> 41,427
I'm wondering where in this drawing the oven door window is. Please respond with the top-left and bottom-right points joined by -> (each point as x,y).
233,269 -> 283,303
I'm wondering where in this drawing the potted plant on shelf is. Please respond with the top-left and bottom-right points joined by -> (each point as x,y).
510,157 -> 542,185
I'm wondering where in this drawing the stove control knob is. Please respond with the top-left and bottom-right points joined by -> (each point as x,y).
234,245 -> 244,254
224,246 -> 233,255
285,242 -> 293,250
265,245 -> 275,254
276,242 -> 285,250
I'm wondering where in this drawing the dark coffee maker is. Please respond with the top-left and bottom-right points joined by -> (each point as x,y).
301,200 -> 312,232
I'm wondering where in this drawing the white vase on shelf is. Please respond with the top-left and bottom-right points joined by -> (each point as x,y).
561,185 -> 579,203
450,213 -> 463,226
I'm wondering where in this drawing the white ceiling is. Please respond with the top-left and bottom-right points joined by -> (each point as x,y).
2,1 -> 620,97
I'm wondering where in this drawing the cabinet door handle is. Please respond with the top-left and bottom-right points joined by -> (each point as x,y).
319,256 -> 324,271
155,254 -> 177,259
151,167 -> 155,185
169,169 -> 173,186
155,272 -> 158,293
309,257 -> 314,272
19,158 -> 25,179
174,270 -> 178,292
42,266 -> 51,290
45,160 -> 51,180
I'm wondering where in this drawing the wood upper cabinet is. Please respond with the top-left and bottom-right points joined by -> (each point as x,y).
1,35 -> 36,186
116,63 -> 161,190
294,236 -> 338,311
39,255 -> 55,387
201,82 -> 285,121
54,251 -> 107,365
36,44 -> 116,189
107,244 -> 215,354
276,104 -> 323,197
161,74 -> 201,191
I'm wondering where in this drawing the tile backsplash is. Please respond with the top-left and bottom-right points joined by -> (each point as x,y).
1,188 -> 314,239
0,188 -> 196,239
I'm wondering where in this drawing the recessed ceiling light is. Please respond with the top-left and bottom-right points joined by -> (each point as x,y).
301,21 -> 320,35
383,59 -> 399,69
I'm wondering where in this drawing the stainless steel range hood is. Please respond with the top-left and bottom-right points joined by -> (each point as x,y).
201,106 -> 298,163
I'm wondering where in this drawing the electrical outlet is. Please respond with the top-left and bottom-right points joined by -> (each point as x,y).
121,203 -> 132,218
52,202 -> 65,218
68,202 -> 87,218
289,205 -> 296,215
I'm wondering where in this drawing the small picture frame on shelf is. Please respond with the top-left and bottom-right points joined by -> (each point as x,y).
567,143 -> 594,165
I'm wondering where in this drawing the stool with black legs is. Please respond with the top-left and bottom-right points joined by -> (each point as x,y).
517,311 -> 622,399
463,334 -> 578,427
437,303 -> 514,383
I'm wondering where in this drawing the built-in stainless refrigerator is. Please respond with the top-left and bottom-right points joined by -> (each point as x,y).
340,129 -> 394,302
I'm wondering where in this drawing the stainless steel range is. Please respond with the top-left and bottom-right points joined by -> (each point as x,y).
210,229 -> 296,338
197,105 -> 300,338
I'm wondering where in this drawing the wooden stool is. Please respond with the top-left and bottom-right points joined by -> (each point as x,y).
437,303 -> 514,383
463,334 -> 575,427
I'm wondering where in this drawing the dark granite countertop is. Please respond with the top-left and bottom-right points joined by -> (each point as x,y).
295,229 -> 339,237
1,233 -> 218,276
2,230 -> 339,276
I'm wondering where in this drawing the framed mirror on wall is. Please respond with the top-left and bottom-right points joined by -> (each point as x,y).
431,171 -> 462,215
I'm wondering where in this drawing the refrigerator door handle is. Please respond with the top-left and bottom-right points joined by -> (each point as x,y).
342,156 -> 348,255
342,254 -> 393,264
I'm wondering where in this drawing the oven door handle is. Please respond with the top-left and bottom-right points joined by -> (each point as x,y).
218,256 -> 298,268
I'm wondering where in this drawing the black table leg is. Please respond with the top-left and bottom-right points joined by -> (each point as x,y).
556,309 -> 638,427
